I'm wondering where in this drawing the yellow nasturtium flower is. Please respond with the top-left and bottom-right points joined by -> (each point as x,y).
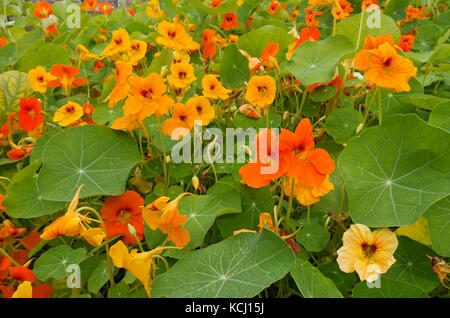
337,224 -> 398,282
53,101 -> 84,127
28,66 -> 56,93
12,281 -> 33,298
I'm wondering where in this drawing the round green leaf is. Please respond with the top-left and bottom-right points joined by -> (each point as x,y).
34,245 -> 87,281
291,259 -> 343,298
338,114 -> 450,226
286,35 -> 354,86
296,224 -> 330,252
429,101 -> 450,132
326,108 -> 363,144
352,277 -> 428,298
151,230 -> 295,298
384,236 -> 440,292
37,125 -> 141,201
219,44 -> 250,89
424,196 -> 450,256
310,85 -> 337,102
335,12 -> 401,51
16,44 -> 71,72
4,160 -> 66,218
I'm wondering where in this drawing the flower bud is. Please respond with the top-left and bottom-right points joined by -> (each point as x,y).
192,175 -> 199,191
127,223 -> 137,237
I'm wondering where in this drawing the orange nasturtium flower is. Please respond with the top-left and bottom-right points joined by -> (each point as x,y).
128,40 -> 148,65
80,0 -> 99,11
162,102 -> 197,139
239,129 -> 284,188
331,0 -> 353,21
202,74 -> 231,100
146,0 -> 165,18
98,2 -> 114,15
101,190 -> 145,245
156,21 -> 200,52
167,62 -> 197,89
252,42 -> 279,72
123,73 -> 168,120
28,66 -> 56,93
308,0 -> 333,6
287,27 -> 320,60
279,118 -> 335,188
397,34 -> 415,53
202,29 -> 217,62
53,101 -> 84,127
142,194 -> 191,248
0,220 -> 26,248
33,1 -> 52,19
258,212 -> 277,233
245,75 -> 276,107
17,97 -> 44,133
41,186 -> 106,247
172,51 -> 190,64
361,0 -> 378,10
77,44 -> 100,64
111,113 -> 143,131
0,37 -> 7,48
47,65 -> 87,96
109,240 -> 174,297
337,224 -> 398,282
354,36 -> 417,92
105,61 -> 133,108
220,13 -> 239,29
283,175 -> 334,206
186,96 -> 215,126
100,28 -> 131,59
44,22 -> 58,38
403,5 -> 430,23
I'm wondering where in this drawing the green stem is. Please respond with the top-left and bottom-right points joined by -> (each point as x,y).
355,9 -> 365,51
0,246 -> 20,267
156,117 -> 168,194
307,205 -> 311,225
377,87 -> 382,125
285,177 -> 295,231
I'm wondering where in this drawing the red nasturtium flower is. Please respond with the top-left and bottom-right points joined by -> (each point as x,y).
220,13 -> 238,29
0,37 -> 7,48
101,191 -> 145,244
99,2 -> 114,16
17,97 -> 44,132
44,22 -> 59,38
397,34 -> 415,52
47,65 -> 87,96
6,149 -> 26,161
33,1 -> 52,19
80,0 -> 99,11
202,29 -> 217,61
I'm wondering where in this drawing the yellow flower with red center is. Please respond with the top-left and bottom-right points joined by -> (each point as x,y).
12,281 -> 32,298
146,0 -> 165,18
122,73 -> 167,120
128,40 -> 148,65
167,62 -> 196,88
162,102 -> 197,139
245,75 -> 276,107
337,224 -> 398,282
354,40 -> 417,92
77,44 -> 100,64
172,51 -> 190,64
156,21 -> 200,52
201,74 -> 231,100
28,66 -> 56,93
101,28 -> 131,59
53,101 -> 84,127
186,96 -> 215,126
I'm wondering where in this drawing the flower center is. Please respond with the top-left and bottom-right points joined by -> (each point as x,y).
65,106 -> 75,113
141,88 -> 153,99
383,57 -> 392,67
258,86 -> 267,95
28,109 -> 36,118
118,209 -> 132,224
196,106 -> 202,114
179,71 -> 187,80
179,115 -> 187,122
209,84 -> 216,90
168,31 -> 177,39
361,242 -> 377,257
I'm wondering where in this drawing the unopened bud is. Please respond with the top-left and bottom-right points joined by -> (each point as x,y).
356,123 -> 364,134
127,223 -> 137,237
165,155 -> 171,163
244,145 -> 252,156
229,105 -> 237,112
160,65 -> 168,77
282,111 -> 290,122
192,175 -> 199,191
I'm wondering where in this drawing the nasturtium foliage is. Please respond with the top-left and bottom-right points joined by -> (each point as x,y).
219,44 -> 250,89
286,35 -> 354,86
352,278 -> 429,298
326,108 -> 363,144
37,125 -> 141,201
0,70 -> 32,122
152,230 -> 295,298
338,114 -> 450,227
423,196 -> 450,256
3,160 -> 66,218
34,245 -> 87,281
290,259 -> 343,298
